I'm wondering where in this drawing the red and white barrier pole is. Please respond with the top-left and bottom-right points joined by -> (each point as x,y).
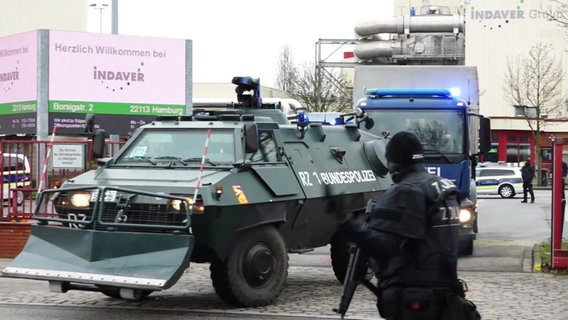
192,128 -> 211,213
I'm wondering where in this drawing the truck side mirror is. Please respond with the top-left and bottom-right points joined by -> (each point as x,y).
479,117 -> 491,154
92,129 -> 106,159
244,123 -> 259,153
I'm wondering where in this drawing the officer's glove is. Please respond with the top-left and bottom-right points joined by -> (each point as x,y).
365,199 -> 378,215
324,185 -> 349,223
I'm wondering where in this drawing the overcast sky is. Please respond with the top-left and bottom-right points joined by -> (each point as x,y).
87,0 -> 393,87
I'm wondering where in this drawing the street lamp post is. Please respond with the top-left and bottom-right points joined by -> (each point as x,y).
89,3 -> 109,33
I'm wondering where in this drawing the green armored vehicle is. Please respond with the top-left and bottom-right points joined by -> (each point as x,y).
3,77 -> 392,307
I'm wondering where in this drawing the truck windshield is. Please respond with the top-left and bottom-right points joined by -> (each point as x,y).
116,129 -> 236,164
364,110 -> 465,154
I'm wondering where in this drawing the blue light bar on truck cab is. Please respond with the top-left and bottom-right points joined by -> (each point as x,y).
364,88 -> 454,99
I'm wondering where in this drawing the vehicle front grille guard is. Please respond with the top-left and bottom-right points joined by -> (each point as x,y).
34,186 -> 192,234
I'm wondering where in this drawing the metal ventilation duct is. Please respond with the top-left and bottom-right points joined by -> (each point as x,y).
354,15 -> 464,37
353,8 -> 466,64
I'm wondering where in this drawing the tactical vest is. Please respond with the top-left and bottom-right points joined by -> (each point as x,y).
367,169 -> 461,289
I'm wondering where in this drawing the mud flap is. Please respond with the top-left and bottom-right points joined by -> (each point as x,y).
3,225 -> 193,291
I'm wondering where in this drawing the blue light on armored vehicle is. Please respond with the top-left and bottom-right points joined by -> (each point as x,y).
304,112 -> 347,125
297,111 -> 310,125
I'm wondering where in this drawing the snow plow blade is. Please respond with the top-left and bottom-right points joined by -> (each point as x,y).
3,225 -> 193,291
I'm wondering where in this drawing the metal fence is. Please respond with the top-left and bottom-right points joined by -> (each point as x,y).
0,139 -> 124,221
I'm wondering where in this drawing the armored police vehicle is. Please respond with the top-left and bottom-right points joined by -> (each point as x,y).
3,77 -> 392,307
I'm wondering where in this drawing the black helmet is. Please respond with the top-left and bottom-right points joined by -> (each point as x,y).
385,131 -> 424,164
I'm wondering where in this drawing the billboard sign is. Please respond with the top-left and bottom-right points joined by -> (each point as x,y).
48,30 -> 187,135
0,31 -> 38,134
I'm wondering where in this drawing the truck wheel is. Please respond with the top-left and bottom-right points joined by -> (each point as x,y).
210,226 -> 288,307
330,231 -> 351,283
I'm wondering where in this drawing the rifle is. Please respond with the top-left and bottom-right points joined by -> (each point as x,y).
333,242 -> 379,319
324,185 -> 380,318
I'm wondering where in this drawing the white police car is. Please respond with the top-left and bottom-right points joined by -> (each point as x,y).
1,153 -> 31,205
475,167 -> 524,198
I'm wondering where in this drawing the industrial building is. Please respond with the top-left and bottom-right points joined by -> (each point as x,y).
2,0 -> 568,177
360,0 -> 568,178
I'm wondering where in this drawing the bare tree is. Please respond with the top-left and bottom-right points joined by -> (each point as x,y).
275,47 -> 352,112
503,42 -> 564,184
275,45 -> 299,92
540,0 -> 568,27
410,120 -> 450,150
290,63 -> 352,112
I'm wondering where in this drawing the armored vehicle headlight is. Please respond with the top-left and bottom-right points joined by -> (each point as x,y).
169,198 -> 188,211
170,196 -> 204,213
459,208 -> 472,223
70,192 -> 91,207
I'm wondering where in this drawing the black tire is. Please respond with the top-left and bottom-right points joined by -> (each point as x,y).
210,225 -> 288,307
97,285 -> 152,300
15,188 -> 24,206
330,231 -> 351,284
498,184 -> 515,198
459,239 -> 474,256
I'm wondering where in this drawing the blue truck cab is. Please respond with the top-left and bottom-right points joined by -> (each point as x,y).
355,88 -> 491,255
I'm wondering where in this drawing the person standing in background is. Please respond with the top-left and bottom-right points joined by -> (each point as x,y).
521,161 -> 535,203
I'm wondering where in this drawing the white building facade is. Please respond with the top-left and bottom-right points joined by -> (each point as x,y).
0,0 -> 87,36
393,0 -> 568,124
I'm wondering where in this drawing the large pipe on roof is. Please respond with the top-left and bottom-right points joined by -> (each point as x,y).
354,40 -> 401,59
354,15 -> 464,37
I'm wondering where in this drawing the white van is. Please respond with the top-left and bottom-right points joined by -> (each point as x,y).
1,153 -> 31,205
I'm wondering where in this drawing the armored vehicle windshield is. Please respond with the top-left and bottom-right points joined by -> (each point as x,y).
116,128 -> 237,165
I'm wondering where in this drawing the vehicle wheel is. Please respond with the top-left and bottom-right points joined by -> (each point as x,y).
330,230 -> 351,284
97,285 -> 152,300
210,225 -> 288,307
15,188 -> 24,206
459,239 -> 474,256
498,184 -> 515,198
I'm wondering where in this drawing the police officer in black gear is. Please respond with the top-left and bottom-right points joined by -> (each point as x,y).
331,131 -> 471,320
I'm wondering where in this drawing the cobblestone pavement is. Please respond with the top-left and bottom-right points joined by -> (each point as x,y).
1,255 -> 568,320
